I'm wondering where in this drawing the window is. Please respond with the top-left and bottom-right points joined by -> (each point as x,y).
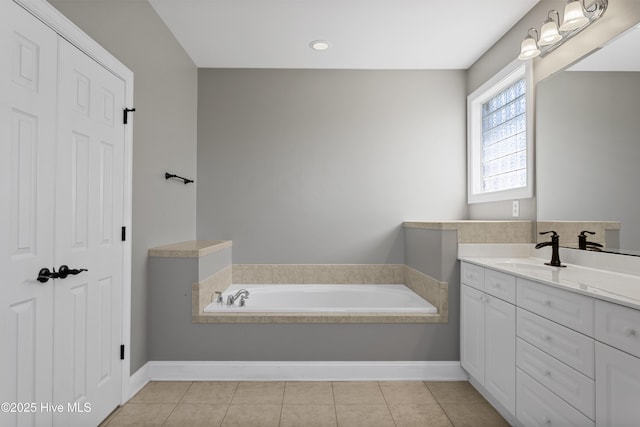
467,60 -> 534,203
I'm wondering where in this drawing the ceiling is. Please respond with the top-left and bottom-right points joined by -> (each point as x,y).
147,0 -> 540,69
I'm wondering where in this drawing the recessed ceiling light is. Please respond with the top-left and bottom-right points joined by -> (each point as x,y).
310,40 -> 330,51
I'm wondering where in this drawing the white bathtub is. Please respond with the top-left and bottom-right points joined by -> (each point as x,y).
204,284 -> 437,314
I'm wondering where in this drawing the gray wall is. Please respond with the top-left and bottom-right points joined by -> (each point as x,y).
50,0 -> 198,373
405,228 -> 461,361
466,0 -> 640,221
537,71 -> 640,251
197,69 -> 468,263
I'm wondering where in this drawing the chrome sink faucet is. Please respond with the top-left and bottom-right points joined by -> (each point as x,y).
535,231 -> 566,267
227,289 -> 250,306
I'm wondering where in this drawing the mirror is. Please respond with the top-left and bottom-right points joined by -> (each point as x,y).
536,24 -> 640,256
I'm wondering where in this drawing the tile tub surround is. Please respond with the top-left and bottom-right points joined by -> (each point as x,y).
99,380 -> 509,427
535,220 -> 620,248
232,264 -> 404,285
404,220 -> 620,248
193,265 -> 448,324
403,220 -> 534,244
149,240 -> 447,325
148,239 -> 232,258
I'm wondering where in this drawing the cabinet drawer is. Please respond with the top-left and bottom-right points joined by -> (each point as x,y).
517,369 -> 595,427
484,268 -> 516,304
517,308 -> 595,378
517,278 -> 594,336
461,262 -> 484,291
595,300 -> 640,358
517,338 -> 594,419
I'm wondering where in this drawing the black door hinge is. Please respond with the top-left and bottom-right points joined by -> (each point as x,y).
123,108 -> 136,124
120,345 -> 125,360
121,226 -> 126,242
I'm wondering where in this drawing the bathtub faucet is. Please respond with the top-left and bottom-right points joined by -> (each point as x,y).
227,289 -> 250,306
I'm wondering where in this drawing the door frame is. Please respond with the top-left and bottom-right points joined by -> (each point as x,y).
14,0 -> 134,405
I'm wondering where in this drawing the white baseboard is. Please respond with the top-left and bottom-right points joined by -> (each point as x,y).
128,363 -> 150,399
147,361 -> 467,381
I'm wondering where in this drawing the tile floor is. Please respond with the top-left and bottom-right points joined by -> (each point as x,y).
99,380 -> 510,427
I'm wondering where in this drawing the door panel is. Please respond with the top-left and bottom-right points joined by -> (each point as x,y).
485,295 -> 516,416
53,38 -> 125,427
460,284 -> 485,382
1,3 -> 58,426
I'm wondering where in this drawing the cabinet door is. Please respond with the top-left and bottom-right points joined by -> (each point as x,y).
0,3 -> 58,427
461,284 -> 485,383
596,342 -> 640,427
485,294 -> 516,416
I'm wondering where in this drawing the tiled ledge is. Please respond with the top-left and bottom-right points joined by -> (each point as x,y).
149,240 -> 232,258
193,264 -> 448,324
403,221 -> 534,244
192,312 -> 443,324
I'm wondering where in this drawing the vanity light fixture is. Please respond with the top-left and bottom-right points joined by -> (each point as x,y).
518,0 -> 608,61
560,0 -> 590,31
518,29 -> 541,60
539,10 -> 562,46
310,40 -> 330,51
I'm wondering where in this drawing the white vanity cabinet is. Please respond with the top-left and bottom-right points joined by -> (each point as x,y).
514,279 -> 595,427
595,300 -> 640,427
460,259 -> 640,427
460,263 -> 516,417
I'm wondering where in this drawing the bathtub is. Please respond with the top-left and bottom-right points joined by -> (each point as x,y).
204,284 -> 437,314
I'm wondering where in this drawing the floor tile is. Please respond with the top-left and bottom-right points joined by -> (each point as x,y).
441,402 -> 510,427
332,382 -> 385,405
425,381 -> 486,404
280,404 -> 337,427
335,404 -> 395,427
221,404 -> 281,427
162,403 -> 228,427
388,404 -> 453,427
98,406 -> 122,426
284,382 -> 334,405
105,403 -> 174,427
180,381 -> 238,404
379,381 -> 437,405
129,381 -> 191,404
231,382 -> 285,404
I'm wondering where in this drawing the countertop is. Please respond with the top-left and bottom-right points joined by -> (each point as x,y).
459,256 -> 640,311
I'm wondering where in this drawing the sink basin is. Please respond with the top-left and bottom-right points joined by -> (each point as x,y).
495,261 -> 558,271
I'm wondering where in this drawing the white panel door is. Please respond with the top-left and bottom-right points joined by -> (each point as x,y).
484,294 -> 516,416
460,284 -> 485,382
53,40 -> 125,427
0,3 -> 57,426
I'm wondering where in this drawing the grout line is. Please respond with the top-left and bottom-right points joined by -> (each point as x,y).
161,381 -> 193,426
377,381 -> 397,427
219,381 -> 240,426
278,381 -> 286,427
331,381 -> 339,425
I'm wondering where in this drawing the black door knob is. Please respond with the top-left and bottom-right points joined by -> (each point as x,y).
58,265 -> 88,279
37,268 -> 59,283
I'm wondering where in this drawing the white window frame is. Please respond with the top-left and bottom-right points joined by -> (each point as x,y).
467,59 -> 534,204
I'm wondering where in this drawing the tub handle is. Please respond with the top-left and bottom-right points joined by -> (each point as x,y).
214,291 -> 223,303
